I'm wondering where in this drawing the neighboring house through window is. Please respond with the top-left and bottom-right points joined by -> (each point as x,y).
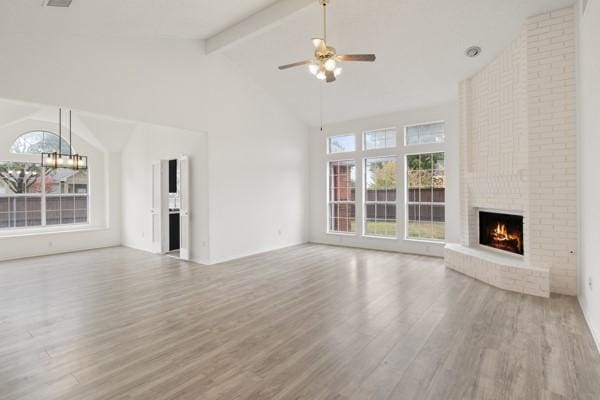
325,120 -> 446,243
328,160 -> 356,233
0,131 -> 89,230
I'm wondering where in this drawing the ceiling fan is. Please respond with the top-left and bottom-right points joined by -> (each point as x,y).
278,0 -> 376,83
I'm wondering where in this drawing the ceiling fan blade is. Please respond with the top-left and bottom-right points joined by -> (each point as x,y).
312,38 -> 326,51
278,60 -> 312,70
325,70 -> 336,83
336,54 -> 376,62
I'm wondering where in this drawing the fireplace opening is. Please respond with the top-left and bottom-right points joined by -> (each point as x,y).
479,211 -> 524,255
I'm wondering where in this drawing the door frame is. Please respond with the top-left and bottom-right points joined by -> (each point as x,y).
151,156 -> 191,260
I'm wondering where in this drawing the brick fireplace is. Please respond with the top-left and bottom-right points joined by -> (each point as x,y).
445,6 -> 577,297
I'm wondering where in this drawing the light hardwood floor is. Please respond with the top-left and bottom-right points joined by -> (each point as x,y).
0,244 -> 599,400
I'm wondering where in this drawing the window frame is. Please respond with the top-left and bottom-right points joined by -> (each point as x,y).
404,151 -> 445,242
326,159 -> 357,235
363,155 -> 398,239
324,120 -> 447,245
0,163 -> 90,232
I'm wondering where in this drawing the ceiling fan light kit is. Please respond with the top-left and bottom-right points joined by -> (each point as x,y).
278,0 -> 376,83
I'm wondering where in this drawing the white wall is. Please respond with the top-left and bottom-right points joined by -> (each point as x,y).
0,33 -> 310,264
0,117 -> 121,261
121,124 -> 210,264
309,103 -> 459,257
577,0 -> 600,348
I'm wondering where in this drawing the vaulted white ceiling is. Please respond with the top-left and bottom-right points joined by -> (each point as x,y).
222,0 -> 574,125
0,0 -> 575,127
0,98 -> 137,153
0,0 -> 278,39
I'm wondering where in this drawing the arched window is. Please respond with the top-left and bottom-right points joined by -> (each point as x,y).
10,131 -> 73,155
1,131 -> 87,230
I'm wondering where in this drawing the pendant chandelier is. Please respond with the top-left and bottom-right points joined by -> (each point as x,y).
41,108 -> 88,170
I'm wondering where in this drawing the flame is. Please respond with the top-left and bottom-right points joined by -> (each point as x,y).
491,223 -> 522,252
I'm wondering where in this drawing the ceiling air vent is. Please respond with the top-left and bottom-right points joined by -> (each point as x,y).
465,46 -> 482,58
43,0 -> 73,7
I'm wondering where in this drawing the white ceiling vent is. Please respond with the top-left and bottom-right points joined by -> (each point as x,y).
465,46 -> 482,58
43,0 -> 73,7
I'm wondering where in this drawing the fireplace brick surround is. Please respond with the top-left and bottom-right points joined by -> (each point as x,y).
445,6 -> 576,297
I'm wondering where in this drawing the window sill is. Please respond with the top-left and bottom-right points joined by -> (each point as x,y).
362,234 -> 397,240
404,237 -> 446,245
326,231 -> 357,237
0,225 -> 108,239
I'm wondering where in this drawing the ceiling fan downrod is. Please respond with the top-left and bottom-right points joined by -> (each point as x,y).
321,0 -> 328,42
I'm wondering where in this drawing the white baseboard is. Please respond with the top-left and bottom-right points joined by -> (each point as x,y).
578,296 -> 600,353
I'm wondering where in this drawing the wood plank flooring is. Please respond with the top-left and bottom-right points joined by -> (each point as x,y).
0,244 -> 599,400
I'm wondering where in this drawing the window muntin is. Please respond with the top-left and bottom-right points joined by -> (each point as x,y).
328,134 -> 356,154
405,122 -> 445,146
364,157 -> 397,237
364,128 -> 397,150
0,162 -> 88,230
10,131 -> 73,155
328,160 -> 356,233
406,152 -> 445,240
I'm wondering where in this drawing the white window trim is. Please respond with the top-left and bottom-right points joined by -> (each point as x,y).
326,159 -> 357,235
0,163 -> 90,231
323,121 -> 447,244
0,224 -> 102,239
404,151 -> 446,242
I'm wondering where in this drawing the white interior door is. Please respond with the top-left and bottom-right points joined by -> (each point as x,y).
179,155 -> 191,260
151,161 -> 162,253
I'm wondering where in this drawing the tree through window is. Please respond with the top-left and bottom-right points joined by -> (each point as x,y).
0,132 -> 87,230
406,152 -> 445,240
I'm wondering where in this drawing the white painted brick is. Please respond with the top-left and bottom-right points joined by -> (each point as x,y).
449,6 -> 576,296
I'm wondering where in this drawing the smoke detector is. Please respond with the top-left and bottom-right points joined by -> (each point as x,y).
43,0 -> 73,7
465,46 -> 482,58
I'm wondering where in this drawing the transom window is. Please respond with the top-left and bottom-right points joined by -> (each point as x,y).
10,131 -> 73,155
328,134 -> 356,154
405,122 -> 445,145
364,157 -> 397,237
364,128 -> 397,150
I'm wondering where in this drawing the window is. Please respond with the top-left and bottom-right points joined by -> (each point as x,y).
10,131 -> 73,155
1,134 -> 88,231
45,168 -> 89,225
328,160 -> 356,233
364,128 -> 397,150
405,122 -> 445,145
328,134 -> 356,154
406,152 -> 445,240
364,157 -> 397,237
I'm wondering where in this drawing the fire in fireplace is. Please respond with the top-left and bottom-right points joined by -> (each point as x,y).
479,211 -> 524,255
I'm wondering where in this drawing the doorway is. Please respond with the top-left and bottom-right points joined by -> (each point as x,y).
167,159 -> 181,258
151,156 -> 190,260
